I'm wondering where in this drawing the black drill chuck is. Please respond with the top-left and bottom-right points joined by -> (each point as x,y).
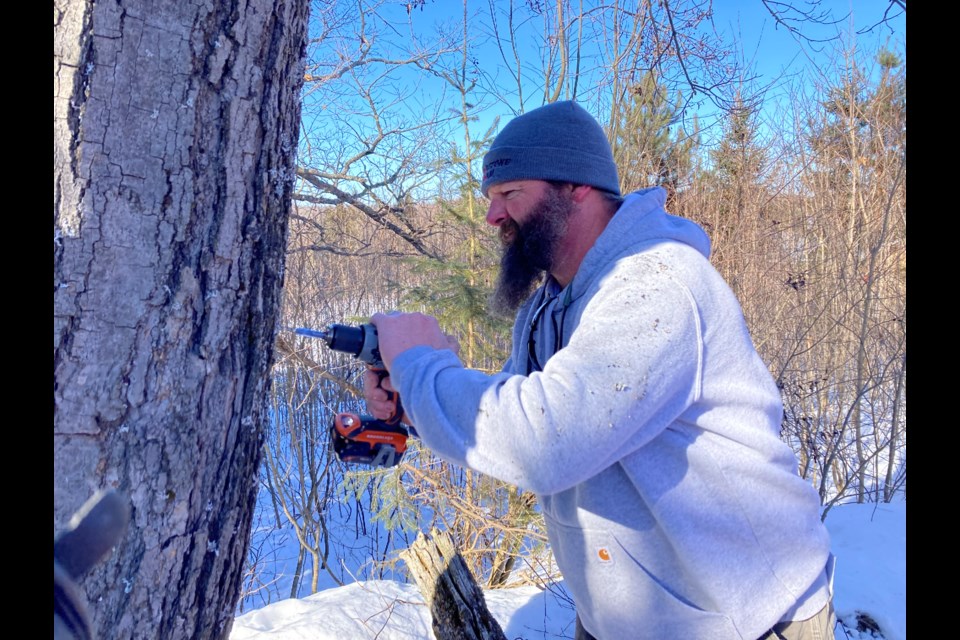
294,323 -> 405,428
295,324 -> 383,367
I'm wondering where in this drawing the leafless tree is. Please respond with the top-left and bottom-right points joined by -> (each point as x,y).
294,0 -> 463,260
54,0 -> 309,637
748,43 -> 906,512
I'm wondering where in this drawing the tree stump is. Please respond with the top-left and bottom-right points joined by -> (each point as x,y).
400,528 -> 507,640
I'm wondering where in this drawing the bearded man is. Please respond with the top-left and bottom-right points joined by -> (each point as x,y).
364,101 -> 836,640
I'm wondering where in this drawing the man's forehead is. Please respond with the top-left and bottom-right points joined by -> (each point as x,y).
487,179 -> 546,195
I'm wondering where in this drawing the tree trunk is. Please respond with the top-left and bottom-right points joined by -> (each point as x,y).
53,1 -> 309,638
401,529 -> 507,640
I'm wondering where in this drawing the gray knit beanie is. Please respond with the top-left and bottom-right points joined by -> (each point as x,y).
481,101 -> 620,197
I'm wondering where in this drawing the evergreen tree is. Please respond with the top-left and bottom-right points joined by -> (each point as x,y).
711,93 -> 765,208
401,111 -> 546,588
704,92 -> 767,280
608,71 -> 699,205
372,7 -> 548,588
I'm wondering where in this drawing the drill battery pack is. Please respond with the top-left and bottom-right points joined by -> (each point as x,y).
331,412 -> 409,468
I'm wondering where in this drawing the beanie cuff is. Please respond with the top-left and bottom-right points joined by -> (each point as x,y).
480,101 -> 621,198
482,146 -> 621,197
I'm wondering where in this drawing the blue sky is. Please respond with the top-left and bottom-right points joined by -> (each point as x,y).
712,1 -> 905,86
297,0 -> 905,203
704,0 -> 905,145
404,1 -> 906,95
375,0 -> 905,137
703,0 -> 903,75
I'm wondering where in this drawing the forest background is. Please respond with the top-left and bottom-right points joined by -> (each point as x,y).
52,0 -> 906,636
244,0 -> 906,614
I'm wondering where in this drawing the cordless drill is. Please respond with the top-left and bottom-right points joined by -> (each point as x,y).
295,324 -> 411,467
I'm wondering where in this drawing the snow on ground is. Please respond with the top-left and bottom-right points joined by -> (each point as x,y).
232,581 -> 576,640
829,501 -> 906,640
232,501 -> 906,639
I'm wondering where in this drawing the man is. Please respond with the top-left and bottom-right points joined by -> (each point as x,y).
365,101 -> 835,640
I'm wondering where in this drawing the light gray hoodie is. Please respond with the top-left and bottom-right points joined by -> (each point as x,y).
390,187 -> 832,640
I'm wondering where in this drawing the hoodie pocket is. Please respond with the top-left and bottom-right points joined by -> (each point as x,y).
547,518 -> 742,640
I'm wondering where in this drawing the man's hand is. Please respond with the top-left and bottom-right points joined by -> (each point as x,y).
370,312 -> 459,370
363,368 -> 405,423
363,312 -> 459,423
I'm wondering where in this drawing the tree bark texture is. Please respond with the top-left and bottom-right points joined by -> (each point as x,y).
401,529 -> 507,640
54,1 -> 309,638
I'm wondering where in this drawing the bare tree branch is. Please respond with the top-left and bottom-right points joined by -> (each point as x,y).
297,170 -> 441,260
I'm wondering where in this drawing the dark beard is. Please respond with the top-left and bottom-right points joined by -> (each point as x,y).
490,186 -> 574,315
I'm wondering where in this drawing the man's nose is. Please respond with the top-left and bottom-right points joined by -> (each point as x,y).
486,200 -> 508,227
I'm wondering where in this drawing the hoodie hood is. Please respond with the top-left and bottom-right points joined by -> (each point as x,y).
562,186 -> 712,302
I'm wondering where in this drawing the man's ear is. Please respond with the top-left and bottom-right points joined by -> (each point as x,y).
570,184 -> 593,203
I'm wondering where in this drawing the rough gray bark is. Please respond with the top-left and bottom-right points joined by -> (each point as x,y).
54,1 -> 309,638
401,529 -> 507,640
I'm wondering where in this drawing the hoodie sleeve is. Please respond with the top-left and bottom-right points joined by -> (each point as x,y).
390,254 -> 704,495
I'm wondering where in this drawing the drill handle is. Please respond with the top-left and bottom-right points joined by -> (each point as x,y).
373,367 -> 405,427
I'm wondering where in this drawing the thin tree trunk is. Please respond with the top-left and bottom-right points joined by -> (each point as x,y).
54,1 -> 309,637
291,547 -> 306,600
884,343 -> 906,503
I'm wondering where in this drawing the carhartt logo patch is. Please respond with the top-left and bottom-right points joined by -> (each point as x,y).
596,547 -> 613,564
